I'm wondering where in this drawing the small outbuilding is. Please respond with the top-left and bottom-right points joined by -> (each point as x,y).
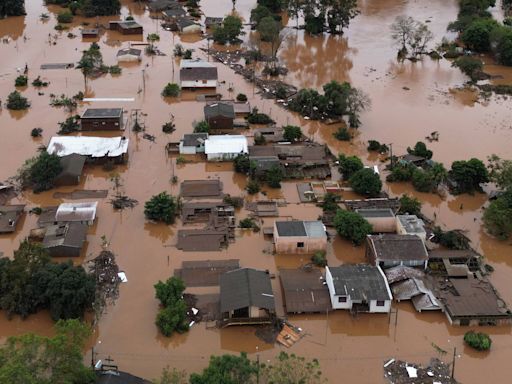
109,21 -> 143,35
175,17 -> 201,34
116,48 -> 142,62
273,220 -> 327,254
219,268 -> 275,326
204,102 -> 235,129
0,205 -> 25,234
43,222 -> 88,257
179,133 -> 208,154
162,7 -> 187,19
366,234 -> 429,269
396,214 -> 427,242
180,60 -> 218,88
325,264 -> 392,313
55,202 -> 98,225
204,17 -> 223,29
80,108 -> 124,131
55,154 -> 86,186
355,208 -> 396,233
204,135 -> 248,161
81,29 -> 99,38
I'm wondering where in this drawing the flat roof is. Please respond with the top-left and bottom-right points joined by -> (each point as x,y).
82,108 -> 123,119
182,133 -> 208,147
204,135 -> 248,155
397,215 -> 426,234
356,208 -> 395,218
0,205 -> 25,233
328,264 -> 391,301
275,220 -> 326,238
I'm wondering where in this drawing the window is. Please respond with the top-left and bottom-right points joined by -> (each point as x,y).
202,80 -> 208,84
297,242 -> 304,248
376,300 -> 385,307
338,296 -> 347,303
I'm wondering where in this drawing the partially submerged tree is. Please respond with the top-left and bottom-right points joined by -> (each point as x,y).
189,353 -> 258,384
390,16 -> 434,59
194,120 -> 210,133
398,194 -> 422,216
338,154 -> 363,180
213,15 -> 243,44
350,168 -> 382,197
6,90 -> 30,110
452,56 -> 484,81
449,158 -> 489,194
58,115 -> 81,134
144,192 -> 179,224
483,189 -> 512,239
77,42 -> 103,89
407,141 -> 433,159
0,0 -> 26,17
162,83 -> 180,97
333,209 -> 372,245
266,165 -> 284,188
17,151 -> 62,192
154,277 -> 189,337
261,351 -> 326,384
283,125 -> 302,142
464,331 -> 492,351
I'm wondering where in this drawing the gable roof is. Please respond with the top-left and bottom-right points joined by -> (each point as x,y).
220,268 -> 275,312
327,264 -> 391,301
204,102 -> 235,119
180,60 -> 218,81
368,234 -> 428,262
59,154 -> 86,178
95,370 -> 149,384
275,221 -> 326,238
43,222 -> 87,250
176,17 -> 198,29
162,7 -> 187,18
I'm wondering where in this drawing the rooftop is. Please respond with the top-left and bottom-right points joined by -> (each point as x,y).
180,179 -> 222,198
328,264 -> 391,301
342,198 -> 401,213
176,229 -> 227,251
275,220 -> 326,238
180,60 -> 218,81
82,108 -> 123,119
356,208 -> 395,218
116,21 -> 142,29
47,136 -> 129,158
43,222 -> 88,251
279,268 -> 331,313
58,154 -> 86,179
204,102 -> 236,119
204,135 -> 248,155
117,48 -> 141,57
397,215 -> 426,234
220,268 -> 275,312
368,234 -> 428,261
0,205 -> 25,233
55,202 -> 98,222
182,133 -> 208,147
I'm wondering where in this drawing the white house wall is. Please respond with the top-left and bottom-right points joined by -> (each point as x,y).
180,80 -> 217,88
369,299 -> 391,313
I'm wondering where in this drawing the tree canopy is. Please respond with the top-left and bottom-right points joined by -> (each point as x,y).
144,192 -> 179,224
449,158 -> 489,194
0,0 -> 25,17
154,277 -> 189,337
338,154 -> 363,180
189,353 -> 258,384
333,209 -> 372,245
349,168 -> 382,197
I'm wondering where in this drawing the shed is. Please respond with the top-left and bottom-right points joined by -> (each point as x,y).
355,208 -> 396,233
179,133 -> 208,154
366,234 -> 429,269
47,136 -> 129,163
204,135 -> 248,161
204,103 -> 235,129
180,60 -> 218,88
220,268 -> 275,325
43,222 -> 88,257
116,48 -> 142,62
55,202 -> 98,225
80,108 -> 124,131
325,264 -> 392,313
273,220 -> 327,254
0,205 -> 25,233
109,21 -> 143,35
81,29 -> 99,38
396,215 -> 427,242
55,154 -> 86,186
175,17 -> 201,34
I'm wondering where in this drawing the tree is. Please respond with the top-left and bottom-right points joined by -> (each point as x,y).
144,192 -> 179,224
321,193 -> 339,213
58,115 -> 81,134
214,15 -> 243,44
333,209 -> 372,245
153,367 -> 188,384
326,0 -> 359,35
449,158 -> 489,193
28,151 -> 63,192
0,0 -> 26,17
246,179 -> 261,194
0,319 -> 95,383
390,16 -> 433,58
155,277 -> 185,307
487,155 -> 512,190
77,43 -> 103,89
338,154 -> 363,179
81,0 -> 121,17
162,83 -> 180,97
250,4 -> 273,26
154,277 -> 188,337
266,165 -> 284,188
452,56 -> 484,81
407,141 -> 433,159
283,125 -> 302,141
398,194 -> 422,216
461,18 -> 499,52
194,120 -> 210,133
257,16 -> 282,72
258,0 -> 283,13
412,168 -> 436,192
261,351 -> 326,384
483,189 -> 512,239
491,26 -> 512,66
189,353 -> 258,384
6,90 -> 30,110
350,168 -> 382,197
234,154 -> 252,174
57,10 -> 73,23
464,331 -> 492,351
311,251 -> 327,267
346,87 -> 371,127
14,75 -> 28,87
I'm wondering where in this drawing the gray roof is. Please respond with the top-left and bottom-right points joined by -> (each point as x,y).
182,133 -> 208,147
82,108 -> 123,119
396,215 -> 426,234
43,222 -> 87,250
147,0 -> 181,12
220,268 -> 275,312
249,156 -> 280,172
176,17 -> 198,29
162,7 -> 187,18
116,21 -> 142,30
356,208 -> 395,218
205,17 -> 223,27
0,205 -> 24,233
275,221 -> 326,238
368,234 -> 428,262
59,154 -> 86,178
96,370 -> 150,384
180,63 -> 218,81
328,264 -> 391,301
117,48 -> 141,57
204,103 -> 235,119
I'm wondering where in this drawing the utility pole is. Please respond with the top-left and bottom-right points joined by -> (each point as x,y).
90,346 -> 95,368
141,68 -> 146,92
451,347 -> 457,379
388,143 -> 394,168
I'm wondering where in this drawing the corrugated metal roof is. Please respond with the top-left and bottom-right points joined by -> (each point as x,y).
204,135 -> 247,155
43,222 -> 87,250
275,221 -> 306,237
368,234 -> 428,262
59,154 -> 86,178
55,202 -> 98,222
204,103 -> 235,119
182,133 -> 208,147
47,136 -> 129,158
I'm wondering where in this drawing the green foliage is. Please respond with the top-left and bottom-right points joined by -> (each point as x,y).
190,353 -> 258,384
213,15 -> 243,44
81,0 -> 121,17
487,155 -> 512,190
311,251 -> 327,267
14,75 -> 28,87
155,277 -> 185,307
147,33 -> 160,42
32,76 -> 49,87
449,158 -> 489,194
57,10 -> 73,23
247,107 -> 274,124
257,16 -> 281,44
173,44 -> 185,57
386,163 -> 415,182
234,153 -> 252,174
223,195 -> 244,209
153,367 -> 188,384
0,319 -> 95,383
21,151 -> 62,192
246,179 -> 261,194
0,0 -> 26,17
407,141 -> 433,159
350,168 -> 382,197
257,0 -> 283,13
462,18 -> 499,52
398,194 -> 422,216
491,26 -> 512,66
483,190 -> 512,239
251,4 -> 273,26
283,125 -> 302,142
154,277 -> 188,337
411,164 -> 447,193
184,49 -> 193,59
452,56 -> 484,81
261,351 -> 326,384
144,192 -> 178,224
266,165 -> 284,188
464,331 -> 492,351
31,128 -> 43,137
333,209 -> 372,245
236,93 -> 248,102
162,83 -> 180,97
338,154 -> 363,180
322,193 -> 339,213
432,227 -> 470,250
108,65 -> 122,74
239,217 -> 260,231
77,43 -> 104,87
367,140 -> 388,153
58,115 -> 80,134
194,120 -> 210,133
6,90 -> 30,110
333,126 -> 351,141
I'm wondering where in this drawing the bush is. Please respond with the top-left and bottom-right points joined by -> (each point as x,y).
464,331 -> 492,351
398,194 -> 422,216
18,152 -> 62,192
247,108 -> 274,124
452,56 -> 484,81
266,165 -> 284,188
31,128 -> 43,137
32,76 -> 49,87
311,251 -> 327,267
407,141 -> 433,159
368,140 -> 381,151
184,49 -> 193,59
236,93 -> 248,102
57,10 -> 73,23
333,209 -> 372,245
173,44 -> 184,57
193,120 -> 209,133
234,154 -> 252,174
15,75 -> 28,87
144,192 -> 178,224
283,125 -> 302,142
154,277 -> 189,337
386,163 -> 415,182
239,217 -> 260,231
334,127 -> 351,141
246,179 -> 261,194
338,154 -> 363,180
322,193 -> 339,213
57,115 -> 80,134
483,189 -> 512,240
223,194 -> 244,208
162,83 -> 180,97
6,90 -> 30,110
350,168 -> 382,197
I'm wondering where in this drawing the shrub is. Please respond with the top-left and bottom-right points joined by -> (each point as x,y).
266,165 -> 284,188
283,125 -> 302,142
162,83 -> 180,97
483,189 -> 512,240
6,90 -> 30,110
338,154 -> 363,180
223,195 -> 244,208
333,209 -> 372,245
247,108 -> 274,124
32,76 -> 49,87
144,192 -> 178,224
154,277 -> 189,337
18,152 -> 62,192
173,44 -> 184,57
57,115 -> 80,134
239,217 -> 260,231
350,168 -> 382,197
311,251 -> 327,267
386,163 -> 415,182
15,75 -> 28,87
398,194 -> 422,216
407,141 -> 433,159
452,56 -> 484,81
246,179 -> 261,194
193,120 -> 209,133
31,128 -> 43,137
236,93 -> 248,102
57,10 -> 73,23
334,127 -> 351,141
183,49 -> 192,59
464,331 -> 492,351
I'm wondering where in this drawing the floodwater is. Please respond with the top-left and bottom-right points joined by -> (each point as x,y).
0,0 -> 511,382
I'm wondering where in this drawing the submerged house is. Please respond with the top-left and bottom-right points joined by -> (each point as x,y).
366,234 -> 429,269
219,268 -> 275,326
273,220 -> 327,254
179,133 -> 208,154
180,60 -> 218,88
204,102 -> 235,129
355,208 -> 396,233
80,108 -> 124,131
43,222 -> 88,257
204,16 -> 223,29
325,264 -> 392,313
109,21 -> 143,35
175,17 -> 201,34
116,48 -> 142,62
0,205 -> 25,234
55,154 -> 86,186
204,135 -> 248,161
55,202 -> 98,226
396,214 -> 427,242
47,136 -> 129,163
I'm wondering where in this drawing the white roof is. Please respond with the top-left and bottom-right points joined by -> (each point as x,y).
47,136 -> 129,158
180,59 -> 216,69
56,201 -> 98,222
205,135 -> 248,155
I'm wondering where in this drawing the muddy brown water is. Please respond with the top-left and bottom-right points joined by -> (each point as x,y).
1,0 -> 512,382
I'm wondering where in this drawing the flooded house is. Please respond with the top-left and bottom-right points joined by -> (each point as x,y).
0,205 -> 25,234
179,133 -> 208,154
39,202 -> 98,227
147,0 -> 182,12
55,154 -> 86,186
219,268 -> 275,326
42,222 -> 88,258
396,215 -> 427,242
179,60 -> 218,88
180,179 -> 223,199
341,198 -> 401,214
47,136 -> 129,164
204,16 -> 223,29
355,208 -> 396,233
273,220 -> 327,254
177,229 -> 229,252
116,48 -> 142,62
204,135 -> 248,161
80,108 -> 124,131
249,156 -> 281,177
204,102 -> 235,129
325,264 -> 392,313
366,234 -> 429,269
109,21 -> 143,35
175,17 -> 201,34
161,5 -> 187,20
279,268 -> 331,314
81,29 -> 99,38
